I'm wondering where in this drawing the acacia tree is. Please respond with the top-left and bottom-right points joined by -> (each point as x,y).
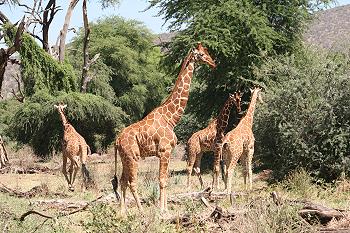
68,16 -> 172,122
149,0 -> 332,123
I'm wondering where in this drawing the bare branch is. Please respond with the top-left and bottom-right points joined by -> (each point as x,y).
58,0 -> 80,62
81,0 -> 91,93
42,0 -> 57,51
0,11 -> 10,24
11,73 -> 25,103
19,210 -> 53,221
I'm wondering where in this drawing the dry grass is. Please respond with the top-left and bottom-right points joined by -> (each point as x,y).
0,147 -> 349,232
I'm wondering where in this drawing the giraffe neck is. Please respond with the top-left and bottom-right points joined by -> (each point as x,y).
159,53 -> 195,127
242,90 -> 259,128
216,98 -> 236,136
58,110 -> 69,126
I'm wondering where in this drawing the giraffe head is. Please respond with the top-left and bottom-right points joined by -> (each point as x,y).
250,86 -> 263,103
229,91 -> 242,113
54,103 -> 67,112
192,43 -> 216,68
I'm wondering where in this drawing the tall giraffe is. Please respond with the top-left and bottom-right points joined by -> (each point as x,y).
112,43 -> 216,212
54,104 -> 92,191
221,87 -> 263,193
186,92 -> 241,189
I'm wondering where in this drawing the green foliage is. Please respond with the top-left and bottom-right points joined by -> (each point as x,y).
99,0 -> 121,9
84,204 -> 177,232
254,48 -> 350,182
0,100 -> 21,136
68,16 -> 172,121
8,91 -> 126,157
149,0 -> 331,122
18,33 -> 78,95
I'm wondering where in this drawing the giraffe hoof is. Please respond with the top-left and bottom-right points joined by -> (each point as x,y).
69,187 -> 75,192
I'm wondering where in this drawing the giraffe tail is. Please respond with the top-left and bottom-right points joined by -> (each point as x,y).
87,145 -> 91,156
111,142 -> 121,201
220,143 -> 228,182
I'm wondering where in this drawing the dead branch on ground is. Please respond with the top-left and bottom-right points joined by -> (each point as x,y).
19,195 -> 104,222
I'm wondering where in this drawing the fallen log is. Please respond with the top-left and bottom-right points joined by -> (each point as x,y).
299,203 -> 346,226
270,191 -> 350,229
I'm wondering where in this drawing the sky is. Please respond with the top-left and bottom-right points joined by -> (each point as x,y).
2,0 -> 350,45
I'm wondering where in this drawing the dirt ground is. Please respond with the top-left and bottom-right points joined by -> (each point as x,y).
0,146 -> 349,232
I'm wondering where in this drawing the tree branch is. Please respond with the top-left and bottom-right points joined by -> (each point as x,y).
80,0 -> 98,93
58,0 -> 80,62
0,18 -> 25,97
10,73 -> 25,103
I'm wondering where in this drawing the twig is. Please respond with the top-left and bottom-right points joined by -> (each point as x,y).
20,210 -> 53,221
20,195 -> 104,222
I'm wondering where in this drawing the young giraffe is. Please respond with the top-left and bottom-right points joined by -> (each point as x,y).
221,87 -> 263,193
54,104 -> 91,191
112,43 -> 216,213
0,135 -> 9,168
186,92 -> 242,189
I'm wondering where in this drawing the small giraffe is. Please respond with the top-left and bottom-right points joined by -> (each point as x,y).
186,92 -> 242,189
112,43 -> 216,213
221,87 -> 263,192
54,104 -> 91,191
0,135 -> 9,168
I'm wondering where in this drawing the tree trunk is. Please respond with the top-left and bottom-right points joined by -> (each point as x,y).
42,0 -> 56,52
80,0 -> 90,92
58,0 -> 79,62
0,18 -> 25,97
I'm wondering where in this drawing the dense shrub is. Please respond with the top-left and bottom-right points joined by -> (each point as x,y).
8,91 -> 126,157
254,48 -> 350,182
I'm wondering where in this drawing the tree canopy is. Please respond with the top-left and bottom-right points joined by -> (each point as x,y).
68,16 -> 172,122
149,0 -> 331,123
254,48 -> 350,182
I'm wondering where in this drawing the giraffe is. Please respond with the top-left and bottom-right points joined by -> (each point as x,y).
54,103 -> 92,191
0,135 -> 9,169
186,92 -> 242,189
220,87 -> 263,193
112,43 -> 216,213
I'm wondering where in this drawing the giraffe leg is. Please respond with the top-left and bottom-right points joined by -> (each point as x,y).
246,144 -> 254,190
128,160 -> 143,211
193,152 -> 204,189
159,151 -> 170,213
120,166 -> 128,214
80,145 -> 91,186
70,159 -> 79,190
186,143 -> 200,187
212,154 -> 221,191
225,167 -> 234,194
62,153 -> 71,188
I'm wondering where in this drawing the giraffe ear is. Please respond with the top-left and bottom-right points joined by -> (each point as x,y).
63,104 -> 67,109
54,104 -> 58,108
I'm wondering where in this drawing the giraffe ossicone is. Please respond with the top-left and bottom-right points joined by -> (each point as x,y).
113,42 -> 216,213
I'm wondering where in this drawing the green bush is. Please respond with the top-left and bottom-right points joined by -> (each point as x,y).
254,48 -> 350,182
8,91 -> 126,157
